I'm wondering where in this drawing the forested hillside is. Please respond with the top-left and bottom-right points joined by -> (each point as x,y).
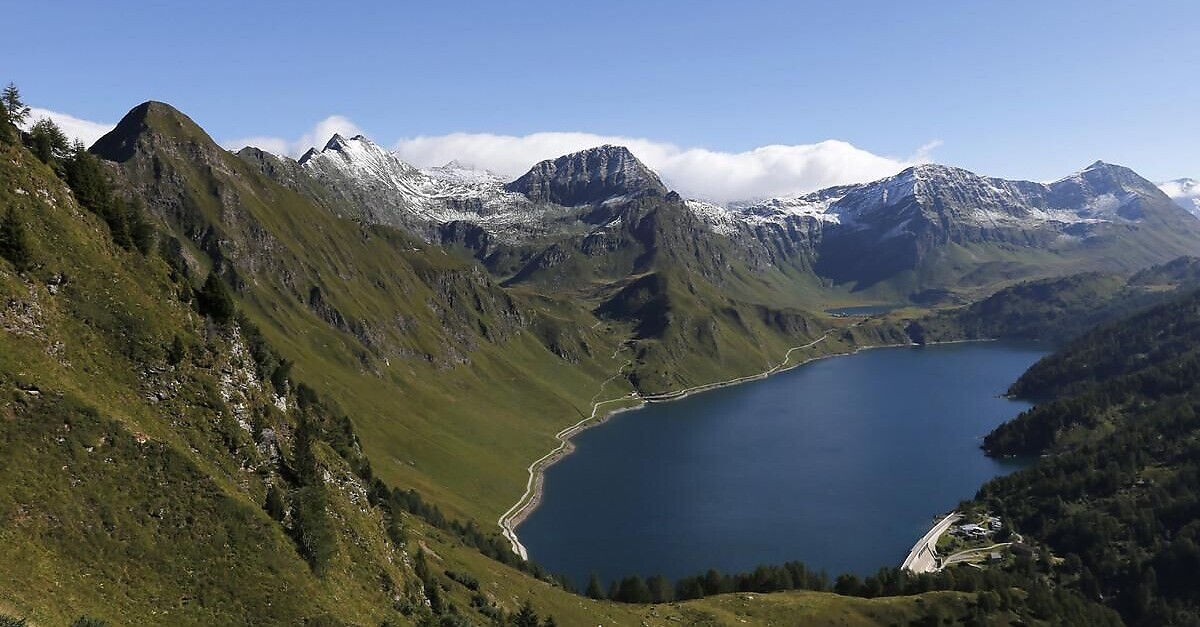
912,258 -> 1200,343
975,288 -> 1200,625
2,84 -> 1118,627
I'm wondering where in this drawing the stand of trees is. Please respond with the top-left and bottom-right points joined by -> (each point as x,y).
3,83 -> 154,257
976,288 -> 1200,626
583,557 -> 1118,624
0,207 -> 32,271
583,291 -> 1200,625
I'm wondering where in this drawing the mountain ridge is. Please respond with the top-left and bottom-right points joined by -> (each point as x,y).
236,129 -> 1200,302
504,144 -> 668,206
0,92 -> 1164,626
1159,177 -> 1200,217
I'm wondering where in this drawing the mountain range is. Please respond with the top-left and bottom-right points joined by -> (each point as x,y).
240,131 -> 1200,305
2,97 -> 1196,626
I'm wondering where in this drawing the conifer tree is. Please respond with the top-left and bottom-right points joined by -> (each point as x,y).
0,101 -> 13,143
264,485 -> 286,521
28,117 -> 69,164
585,573 -> 605,599
1,83 -> 29,127
512,600 -> 539,627
647,574 -> 673,603
196,271 -> 235,324
0,207 -> 32,272
615,575 -> 651,603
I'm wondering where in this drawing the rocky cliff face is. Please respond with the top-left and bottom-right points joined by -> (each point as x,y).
0,136 -> 423,625
91,102 -> 543,371
233,125 -> 1200,300
690,162 -> 1200,292
504,145 -> 668,206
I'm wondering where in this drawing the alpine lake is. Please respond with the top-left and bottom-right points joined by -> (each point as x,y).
518,341 -> 1048,587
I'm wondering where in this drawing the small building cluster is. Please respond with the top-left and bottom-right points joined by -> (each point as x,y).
950,516 -> 1002,539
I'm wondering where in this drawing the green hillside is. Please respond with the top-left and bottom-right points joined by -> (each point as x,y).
0,127 -> 422,625
972,288 -> 1200,625
0,93 -> 1164,626
911,259 -> 1200,344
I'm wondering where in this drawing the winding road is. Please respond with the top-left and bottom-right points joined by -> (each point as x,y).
497,327 -> 848,558
497,349 -> 639,560
941,542 -> 1011,568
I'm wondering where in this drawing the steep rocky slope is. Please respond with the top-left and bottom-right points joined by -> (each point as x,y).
0,103 -> 1123,627
90,102 -> 630,523
243,129 -> 1200,307
505,144 -> 668,205
692,162 -> 1200,296
0,137 -> 425,625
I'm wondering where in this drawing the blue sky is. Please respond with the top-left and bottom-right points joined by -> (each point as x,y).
8,1 -> 1198,199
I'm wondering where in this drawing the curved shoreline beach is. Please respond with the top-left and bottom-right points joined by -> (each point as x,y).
498,330 -> 841,558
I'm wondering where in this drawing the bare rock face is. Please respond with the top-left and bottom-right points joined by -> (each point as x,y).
226,117 -> 1200,299
505,145 -> 668,206
686,161 -> 1200,291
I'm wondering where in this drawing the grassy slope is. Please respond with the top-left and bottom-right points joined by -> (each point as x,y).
91,102 -> 639,522
502,196 -> 860,393
0,141 -> 414,626
970,288 -> 1200,624
913,258 -> 1200,344
0,121 -> 1040,627
1,112 -> 1135,625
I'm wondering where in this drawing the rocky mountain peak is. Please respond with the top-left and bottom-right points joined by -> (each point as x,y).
91,100 -> 213,163
1056,159 -> 1166,206
298,132 -> 416,174
1158,178 -> 1200,217
505,144 -> 668,206
323,133 -> 350,150
297,147 -> 321,164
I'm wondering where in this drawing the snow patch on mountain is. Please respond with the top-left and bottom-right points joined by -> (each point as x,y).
288,133 -> 1179,250
1160,178 -> 1200,218
423,161 -> 507,186
687,162 -> 1155,237
297,134 -> 546,237
684,200 -> 740,236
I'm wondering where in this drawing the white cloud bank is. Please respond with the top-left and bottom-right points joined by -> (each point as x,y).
229,116 -> 939,202
27,107 -> 940,203
1159,178 -> 1200,216
391,133 -> 941,203
26,107 -> 115,147
1159,178 -> 1198,200
223,115 -> 363,159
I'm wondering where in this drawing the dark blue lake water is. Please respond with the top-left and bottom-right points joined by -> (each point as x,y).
518,341 -> 1045,588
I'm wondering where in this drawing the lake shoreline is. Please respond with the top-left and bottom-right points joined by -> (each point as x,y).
497,333 -> 1000,559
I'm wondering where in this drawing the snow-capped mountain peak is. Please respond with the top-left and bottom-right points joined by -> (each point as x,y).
301,133 -> 416,175
506,144 -> 667,206
1159,178 -> 1200,218
293,133 -> 554,240
688,161 -> 1182,239
323,133 -> 349,149
423,160 -> 506,186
